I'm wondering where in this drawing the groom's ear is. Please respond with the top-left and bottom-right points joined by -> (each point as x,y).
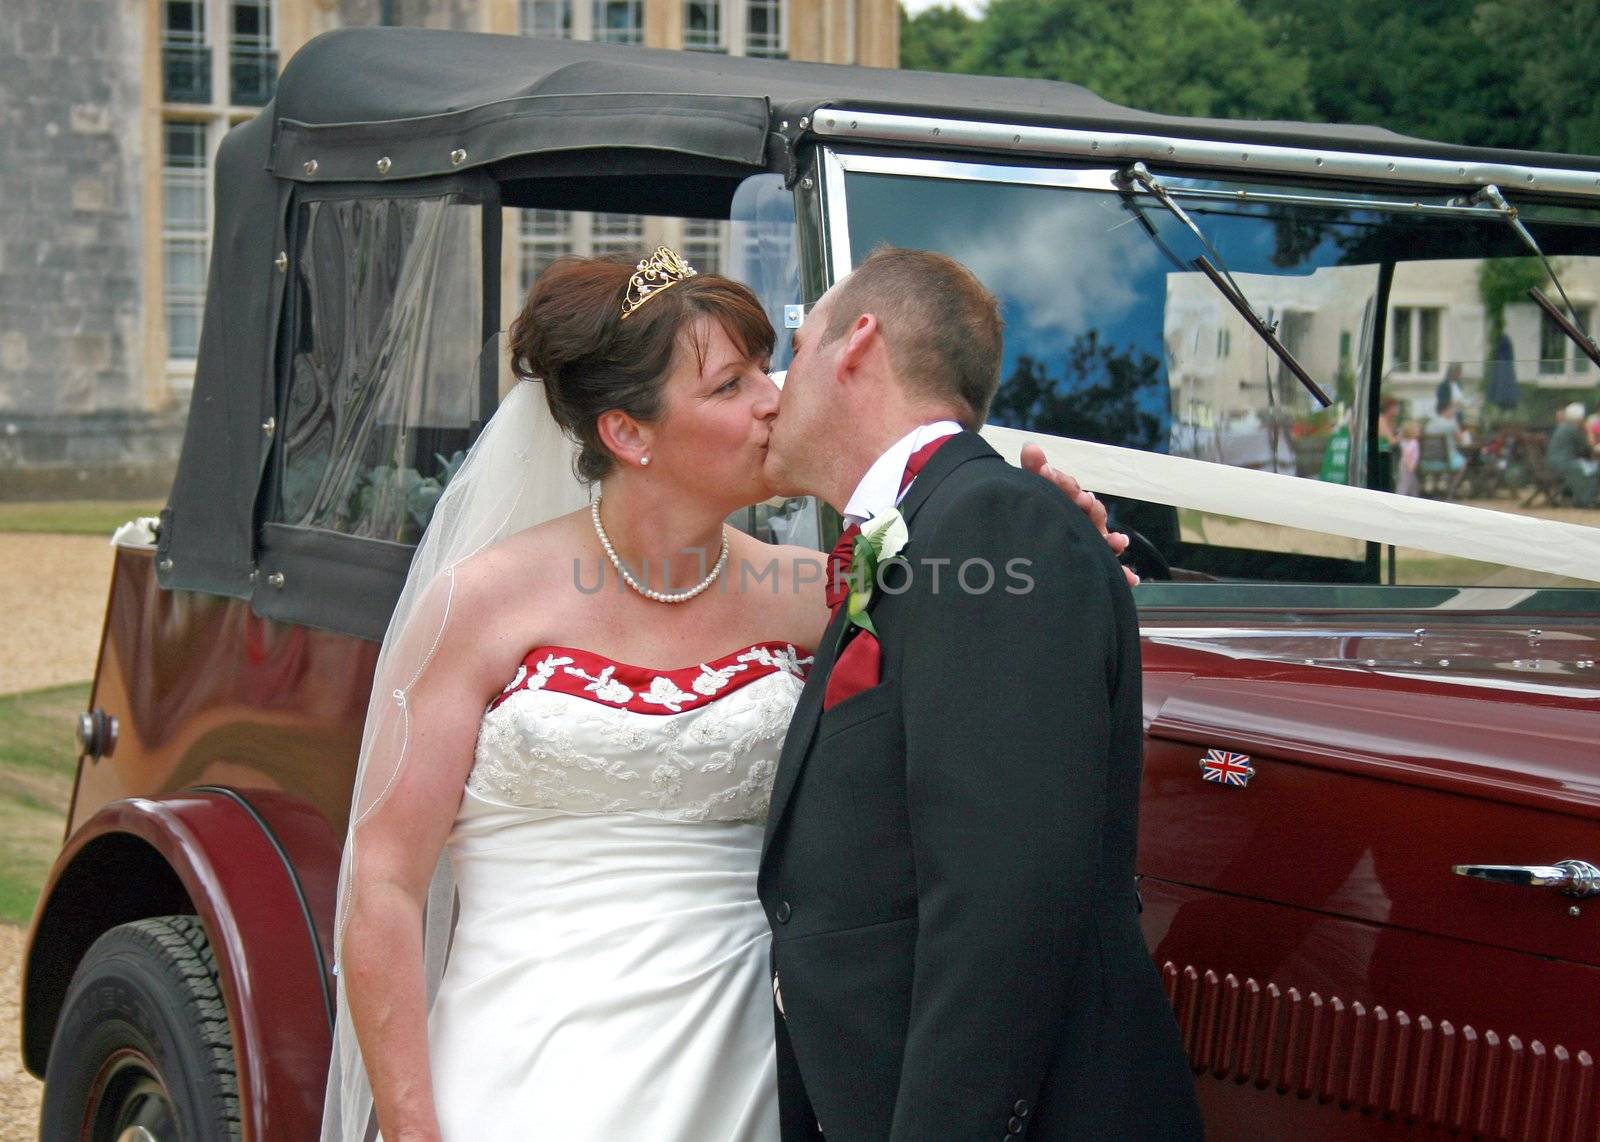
835,313 -> 879,381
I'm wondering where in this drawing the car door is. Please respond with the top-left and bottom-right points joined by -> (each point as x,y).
1137,622 -> 1600,1141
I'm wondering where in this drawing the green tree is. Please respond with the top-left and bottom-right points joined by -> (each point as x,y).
1242,0 -> 1540,151
900,4 -> 975,74
1473,0 -> 1600,156
948,0 -> 1312,121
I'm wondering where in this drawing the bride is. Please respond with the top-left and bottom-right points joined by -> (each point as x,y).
322,247 -> 1122,1141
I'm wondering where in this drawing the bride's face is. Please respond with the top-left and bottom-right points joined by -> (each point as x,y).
646,316 -> 780,511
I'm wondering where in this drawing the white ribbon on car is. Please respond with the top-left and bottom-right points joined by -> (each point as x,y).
982,425 -> 1600,586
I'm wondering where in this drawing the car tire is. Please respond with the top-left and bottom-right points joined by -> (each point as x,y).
39,915 -> 241,1142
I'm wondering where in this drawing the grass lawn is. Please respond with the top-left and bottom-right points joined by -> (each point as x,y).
0,684 -> 85,925
0,500 -> 164,536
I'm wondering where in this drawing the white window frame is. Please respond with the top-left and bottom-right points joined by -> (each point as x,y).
680,218 -> 728,276
159,0 -> 276,384
1389,304 -> 1445,377
683,0 -> 727,52
520,0 -> 583,38
1538,302 -> 1594,376
162,119 -> 211,365
741,0 -> 786,58
592,0 -> 643,44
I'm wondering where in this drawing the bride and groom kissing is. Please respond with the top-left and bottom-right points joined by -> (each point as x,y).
324,245 -> 1202,1140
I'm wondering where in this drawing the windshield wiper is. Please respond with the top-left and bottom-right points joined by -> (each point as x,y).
1470,184 -> 1600,369
1115,162 -> 1332,408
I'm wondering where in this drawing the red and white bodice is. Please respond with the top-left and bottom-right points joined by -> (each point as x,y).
468,642 -> 812,823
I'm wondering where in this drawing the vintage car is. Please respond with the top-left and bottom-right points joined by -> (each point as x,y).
20,26 -> 1600,1141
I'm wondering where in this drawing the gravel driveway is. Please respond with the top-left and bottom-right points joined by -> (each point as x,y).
0,533 -> 114,696
1,532 -> 111,1137
1,924 -> 39,1139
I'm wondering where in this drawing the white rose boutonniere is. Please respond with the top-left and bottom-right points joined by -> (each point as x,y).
845,507 -> 910,636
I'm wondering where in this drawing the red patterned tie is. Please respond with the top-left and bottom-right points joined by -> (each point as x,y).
823,523 -> 861,611
898,435 -> 948,496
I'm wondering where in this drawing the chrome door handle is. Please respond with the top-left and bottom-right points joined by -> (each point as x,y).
1452,859 -> 1600,898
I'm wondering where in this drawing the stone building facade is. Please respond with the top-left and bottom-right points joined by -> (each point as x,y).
0,0 -> 897,496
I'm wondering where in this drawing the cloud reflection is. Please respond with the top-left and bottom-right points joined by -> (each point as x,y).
944,194 -> 1160,341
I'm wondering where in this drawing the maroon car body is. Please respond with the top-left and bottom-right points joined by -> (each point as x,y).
20,28 -> 1600,1142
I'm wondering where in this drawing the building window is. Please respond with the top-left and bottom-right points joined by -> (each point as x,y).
746,0 -> 785,57
591,211 -> 646,257
518,210 -> 645,296
163,122 -> 210,360
522,0 -> 573,37
1540,304 -> 1593,375
162,0 -> 211,102
230,0 -> 276,105
1390,306 -> 1442,374
681,218 -> 726,276
594,0 -> 643,43
684,1 -> 725,51
1215,328 -> 1231,359
519,209 -> 575,294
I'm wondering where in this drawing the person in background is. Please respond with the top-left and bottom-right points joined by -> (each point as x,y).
1397,421 -> 1422,497
1425,393 -> 1470,476
1375,396 -> 1402,492
1546,401 -> 1600,508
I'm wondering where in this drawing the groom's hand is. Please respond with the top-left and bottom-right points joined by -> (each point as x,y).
1020,442 -> 1140,587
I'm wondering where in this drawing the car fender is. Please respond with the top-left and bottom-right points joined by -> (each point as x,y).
22,788 -> 341,1142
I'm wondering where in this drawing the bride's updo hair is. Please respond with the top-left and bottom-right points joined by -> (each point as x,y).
510,253 -> 775,482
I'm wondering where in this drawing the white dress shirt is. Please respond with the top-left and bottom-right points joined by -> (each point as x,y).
840,420 -> 963,528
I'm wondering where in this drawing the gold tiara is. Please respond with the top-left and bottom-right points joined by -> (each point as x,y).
621,246 -> 698,320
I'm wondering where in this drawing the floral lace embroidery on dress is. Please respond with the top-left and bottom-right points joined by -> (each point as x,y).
468,642 -> 812,822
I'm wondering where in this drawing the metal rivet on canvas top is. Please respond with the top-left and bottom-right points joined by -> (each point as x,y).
798,116 -> 810,130
450,149 -> 466,166
303,159 -> 318,175
377,156 -> 392,174
158,558 -> 174,573
274,251 -> 288,272
267,571 -> 285,588
262,416 -> 275,437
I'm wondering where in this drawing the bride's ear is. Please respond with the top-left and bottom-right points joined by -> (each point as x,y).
596,409 -> 654,469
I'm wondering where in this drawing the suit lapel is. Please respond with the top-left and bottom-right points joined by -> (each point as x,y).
762,432 -> 1000,859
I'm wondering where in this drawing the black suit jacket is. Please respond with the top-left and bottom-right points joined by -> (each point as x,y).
758,432 -> 1201,1142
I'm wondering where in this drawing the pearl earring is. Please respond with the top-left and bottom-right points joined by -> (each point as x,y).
639,454 -> 651,467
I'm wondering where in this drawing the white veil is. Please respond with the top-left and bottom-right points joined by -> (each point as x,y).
320,372 -> 589,1140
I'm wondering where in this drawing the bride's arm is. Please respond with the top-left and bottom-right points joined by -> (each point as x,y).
340,563 -> 526,1142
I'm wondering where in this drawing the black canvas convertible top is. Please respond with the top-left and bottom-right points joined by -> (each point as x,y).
157,27 -> 1600,631
273,28 -> 1600,176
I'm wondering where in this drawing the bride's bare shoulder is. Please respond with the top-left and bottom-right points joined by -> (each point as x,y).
444,509 -> 590,614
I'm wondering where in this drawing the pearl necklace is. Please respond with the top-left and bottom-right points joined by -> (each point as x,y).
591,494 -> 730,604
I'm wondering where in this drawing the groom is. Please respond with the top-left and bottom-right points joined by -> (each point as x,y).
760,248 -> 1201,1140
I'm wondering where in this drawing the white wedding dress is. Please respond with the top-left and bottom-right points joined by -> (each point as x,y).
423,640 -> 810,1140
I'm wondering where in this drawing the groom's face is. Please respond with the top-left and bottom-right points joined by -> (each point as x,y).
763,292 -> 841,497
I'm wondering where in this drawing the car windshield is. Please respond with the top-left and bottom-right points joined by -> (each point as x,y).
832,155 -> 1600,611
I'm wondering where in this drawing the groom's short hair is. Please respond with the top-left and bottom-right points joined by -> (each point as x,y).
822,247 -> 1003,429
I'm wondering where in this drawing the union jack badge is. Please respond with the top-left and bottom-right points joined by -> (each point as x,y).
1199,748 -> 1255,787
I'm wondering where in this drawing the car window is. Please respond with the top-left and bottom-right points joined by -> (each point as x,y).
277,194 -> 484,545
508,186 -> 819,549
836,158 -> 1600,607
